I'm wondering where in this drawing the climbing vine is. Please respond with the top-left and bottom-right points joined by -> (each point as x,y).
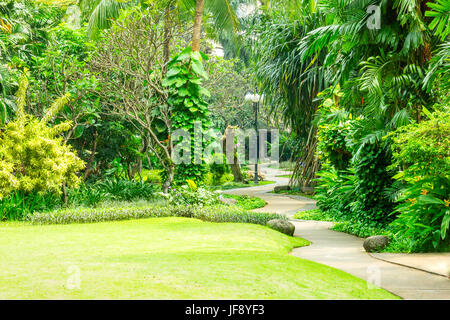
163,47 -> 211,184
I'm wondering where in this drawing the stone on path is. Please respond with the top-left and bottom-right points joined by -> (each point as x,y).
267,219 -> 295,236
363,235 -> 390,252
274,185 -> 290,192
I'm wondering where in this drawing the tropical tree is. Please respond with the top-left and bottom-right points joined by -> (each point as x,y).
244,0 -> 326,187
0,0 -> 65,124
248,0 -> 448,187
423,0 -> 450,93
79,0 -> 240,49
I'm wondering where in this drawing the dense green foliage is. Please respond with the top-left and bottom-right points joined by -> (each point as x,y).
387,108 -> 450,251
0,0 -> 66,123
0,190 -> 61,221
245,0 -> 449,190
67,178 -> 160,207
314,105 -> 449,251
314,88 -> 394,227
208,153 -> 231,185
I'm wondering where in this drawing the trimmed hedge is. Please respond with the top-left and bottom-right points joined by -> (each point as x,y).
27,204 -> 285,226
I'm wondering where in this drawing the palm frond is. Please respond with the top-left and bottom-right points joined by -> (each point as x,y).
425,0 -> 450,40
85,0 -> 129,39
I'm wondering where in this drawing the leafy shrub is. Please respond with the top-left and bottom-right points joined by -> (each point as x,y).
203,172 -> 234,186
240,166 -> 250,180
315,100 -> 395,226
138,169 -> 162,184
315,143 -> 395,227
68,178 -> 160,207
317,121 -> 353,170
331,221 -> 390,239
209,154 -> 231,185
162,181 -> 220,207
350,141 -> 395,225
387,108 -> 450,251
0,76 -> 84,216
314,165 -> 357,221
0,191 -> 61,221
27,203 -> 285,226
97,178 -> 160,201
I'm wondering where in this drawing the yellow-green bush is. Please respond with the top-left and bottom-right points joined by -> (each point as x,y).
0,77 -> 85,199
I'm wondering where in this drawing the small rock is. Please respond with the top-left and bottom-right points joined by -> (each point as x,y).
218,196 -> 237,205
301,186 -> 315,195
274,185 -> 290,192
363,235 -> 390,252
267,219 -> 295,236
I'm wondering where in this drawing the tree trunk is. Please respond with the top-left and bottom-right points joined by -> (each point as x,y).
221,126 -> 243,182
162,3 -> 173,74
162,164 -> 175,193
62,183 -> 68,205
230,160 -> 243,182
83,130 -> 98,180
192,0 -> 204,52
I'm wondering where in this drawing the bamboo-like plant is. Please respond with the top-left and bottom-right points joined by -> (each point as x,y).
0,76 -> 85,199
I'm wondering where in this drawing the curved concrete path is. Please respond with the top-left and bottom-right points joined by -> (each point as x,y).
221,167 -> 316,218
222,164 -> 450,300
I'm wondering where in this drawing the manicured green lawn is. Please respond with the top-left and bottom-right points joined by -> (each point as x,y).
0,218 -> 398,299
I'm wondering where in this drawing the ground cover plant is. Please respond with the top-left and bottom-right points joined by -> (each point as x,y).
271,188 -> 315,199
222,194 -> 267,210
27,203 -> 283,225
294,209 -> 334,222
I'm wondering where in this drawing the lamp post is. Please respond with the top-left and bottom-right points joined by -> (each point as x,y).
245,92 -> 262,185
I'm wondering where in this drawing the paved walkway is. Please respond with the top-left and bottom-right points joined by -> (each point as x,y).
370,252 -> 450,278
222,164 -> 450,300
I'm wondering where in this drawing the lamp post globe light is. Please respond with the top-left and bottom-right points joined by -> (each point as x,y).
245,92 -> 262,185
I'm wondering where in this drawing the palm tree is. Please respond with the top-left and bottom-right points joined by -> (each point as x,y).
79,0 -> 240,52
192,0 -> 205,51
424,0 -> 450,93
245,1 -> 326,187
0,0 -> 64,125
247,0 -> 448,187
